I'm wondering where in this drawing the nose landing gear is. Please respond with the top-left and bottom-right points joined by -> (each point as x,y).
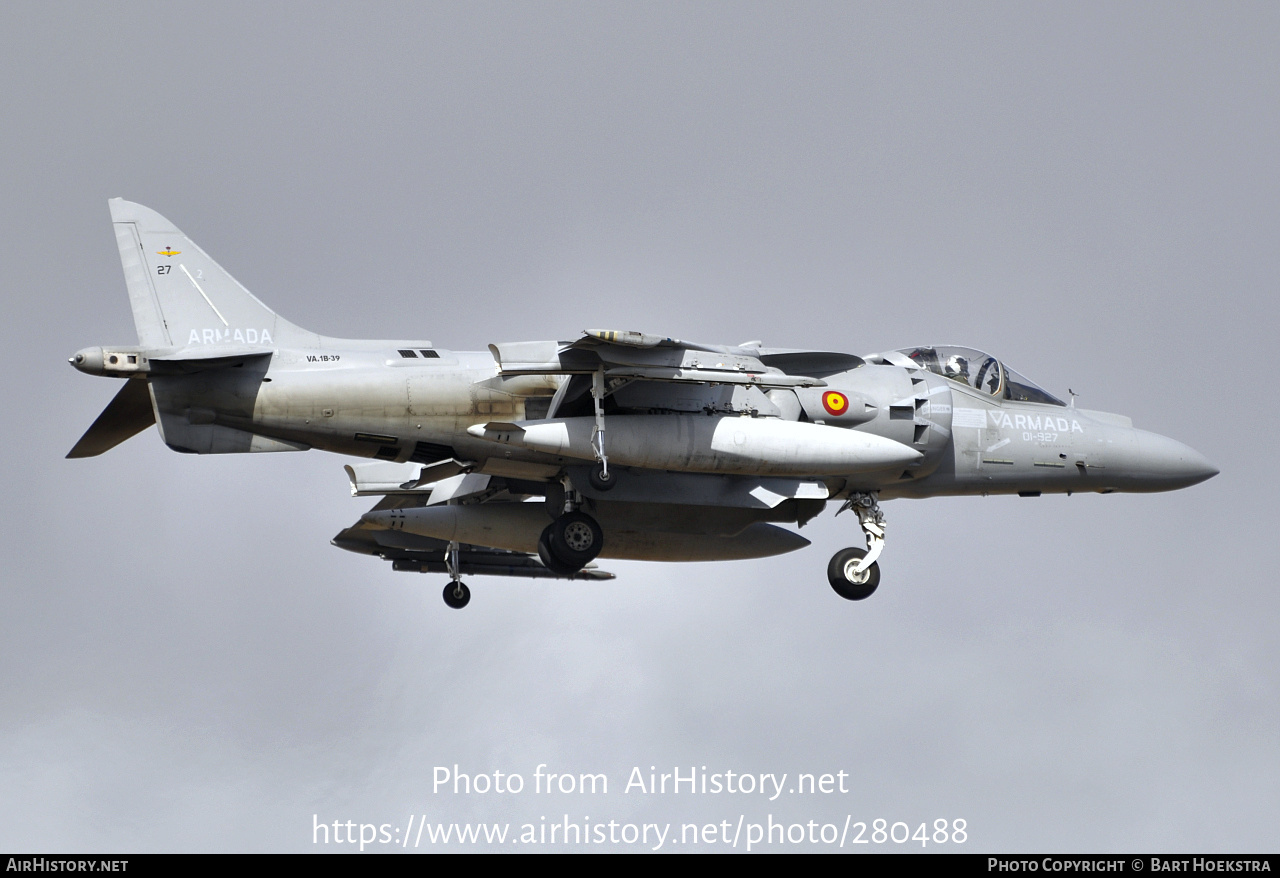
827,547 -> 880,600
829,492 -> 886,601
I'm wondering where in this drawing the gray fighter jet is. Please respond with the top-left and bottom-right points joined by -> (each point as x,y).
70,200 -> 1218,608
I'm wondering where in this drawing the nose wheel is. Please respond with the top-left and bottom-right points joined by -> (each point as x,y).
827,547 -> 880,600
830,492 -> 887,601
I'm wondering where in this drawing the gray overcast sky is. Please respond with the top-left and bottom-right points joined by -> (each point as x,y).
1,1 -> 1276,852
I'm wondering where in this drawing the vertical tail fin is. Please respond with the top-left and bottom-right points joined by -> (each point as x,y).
108,199 -> 318,349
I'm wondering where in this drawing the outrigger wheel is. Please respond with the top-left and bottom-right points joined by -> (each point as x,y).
827,548 -> 880,601
588,461 -> 617,491
443,581 -> 471,609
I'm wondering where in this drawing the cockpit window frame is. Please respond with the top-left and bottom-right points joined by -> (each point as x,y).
896,345 -> 1065,407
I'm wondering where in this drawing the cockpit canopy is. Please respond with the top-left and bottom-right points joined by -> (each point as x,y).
897,346 -> 1066,406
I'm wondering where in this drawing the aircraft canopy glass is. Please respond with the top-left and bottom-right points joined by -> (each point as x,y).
898,346 -> 1066,406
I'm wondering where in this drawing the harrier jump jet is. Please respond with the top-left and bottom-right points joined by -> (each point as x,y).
69,200 -> 1217,608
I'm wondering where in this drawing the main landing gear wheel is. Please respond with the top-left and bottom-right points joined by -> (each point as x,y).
539,511 -> 604,574
588,462 -> 617,491
443,581 -> 471,609
827,547 -> 880,601
538,526 -> 580,575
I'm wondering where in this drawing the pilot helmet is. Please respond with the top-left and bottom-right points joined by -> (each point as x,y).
944,355 -> 969,378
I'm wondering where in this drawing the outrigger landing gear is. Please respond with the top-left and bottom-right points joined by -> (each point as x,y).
443,581 -> 471,609
588,367 -> 616,491
588,461 -> 616,491
829,492 -> 886,601
442,540 -> 471,608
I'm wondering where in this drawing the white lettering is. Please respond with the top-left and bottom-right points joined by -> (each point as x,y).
766,773 -> 786,800
648,823 -> 668,851
625,766 -> 647,793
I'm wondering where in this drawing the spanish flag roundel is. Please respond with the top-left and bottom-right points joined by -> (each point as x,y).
822,391 -> 850,417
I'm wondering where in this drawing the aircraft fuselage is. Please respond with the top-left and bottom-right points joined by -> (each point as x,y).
68,200 -> 1218,605
75,342 -> 1215,498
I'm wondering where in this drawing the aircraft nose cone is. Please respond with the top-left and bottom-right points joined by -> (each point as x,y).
1129,431 -> 1218,490
1179,451 -> 1218,487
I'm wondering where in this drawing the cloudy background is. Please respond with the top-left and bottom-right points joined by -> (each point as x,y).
1,1 -> 1275,852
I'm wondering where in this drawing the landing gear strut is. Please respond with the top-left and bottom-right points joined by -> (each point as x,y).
442,539 -> 471,608
538,478 -> 606,575
829,492 -> 886,601
588,367 -> 616,491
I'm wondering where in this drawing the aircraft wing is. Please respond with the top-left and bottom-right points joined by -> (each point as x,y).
489,330 -> 846,389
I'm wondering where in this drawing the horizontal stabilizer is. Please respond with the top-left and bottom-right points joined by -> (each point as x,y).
67,379 -> 155,458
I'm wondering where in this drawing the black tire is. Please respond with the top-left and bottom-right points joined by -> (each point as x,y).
538,525 -> 581,576
827,547 -> 880,601
588,462 -> 617,491
549,511 -> 604,567
443,581 -> 471,609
